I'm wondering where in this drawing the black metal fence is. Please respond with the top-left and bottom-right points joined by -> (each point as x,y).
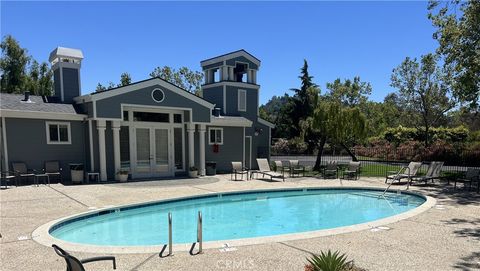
271,146 -> 480,177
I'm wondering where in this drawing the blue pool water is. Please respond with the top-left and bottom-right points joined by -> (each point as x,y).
50,189 -> 425,246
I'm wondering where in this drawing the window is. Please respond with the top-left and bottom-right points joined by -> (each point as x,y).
238,89 -> 247,112
173,114 -> 182,123
123,111 -> 129,121
46,122 -> 71,144
133,112 -> 169,123
208,128 -> 223,145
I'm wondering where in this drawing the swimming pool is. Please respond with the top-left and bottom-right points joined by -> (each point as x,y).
48,188 -> 426,247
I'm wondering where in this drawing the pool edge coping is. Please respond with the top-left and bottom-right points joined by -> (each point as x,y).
32,186 -> 436,254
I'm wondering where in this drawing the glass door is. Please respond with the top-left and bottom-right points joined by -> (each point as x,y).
153,128 -> 170,174
135,128 -> 151,173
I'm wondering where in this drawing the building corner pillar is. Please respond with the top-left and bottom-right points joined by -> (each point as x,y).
198,124 -> 206,176
97,120 -> 107,181
112,121 -> 121,181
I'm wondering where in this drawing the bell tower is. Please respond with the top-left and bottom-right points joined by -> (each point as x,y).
49,47 -> 84,103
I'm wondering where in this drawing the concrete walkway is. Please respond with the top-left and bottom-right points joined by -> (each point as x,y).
1,175 -> 479,270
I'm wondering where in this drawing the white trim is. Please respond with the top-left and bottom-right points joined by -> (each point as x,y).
187,123 -> 195,168
223,85 -> 227,115
46,121 -> 72,145
97,120 -> 107,181
202,81 -> 260,90
112,121 -> 121,180
74,78 -> 215,110
242,127 -> 245,169
2,117 -> 8,171
151,88 -> 165,103
200,50 -> 260,67
0,109 -> 86,121
93,100 -> 97,119
207,127 -> 223,145
198,124 -> 206,176
238,89 -> 247,112
88,119 -> 94,171
257,117 -> 275,128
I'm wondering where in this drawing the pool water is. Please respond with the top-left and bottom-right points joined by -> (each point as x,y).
50,189 -> 425,246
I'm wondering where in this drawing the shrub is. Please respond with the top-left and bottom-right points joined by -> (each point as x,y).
305,250 -> 351,271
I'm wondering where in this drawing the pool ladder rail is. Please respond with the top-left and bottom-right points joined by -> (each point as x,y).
381,166 -> 411,197
159,211 -> 203,258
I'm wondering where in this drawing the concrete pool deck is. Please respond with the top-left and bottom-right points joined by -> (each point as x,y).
1,175 -> 479,270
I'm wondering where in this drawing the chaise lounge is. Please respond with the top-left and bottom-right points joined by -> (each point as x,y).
251,158 -> 285,181
385,162 -> 422,185
411,161 -> 444,185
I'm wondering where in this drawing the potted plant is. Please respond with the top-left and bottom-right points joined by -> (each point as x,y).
188,166 -> 198,178
117,169 -> 129,182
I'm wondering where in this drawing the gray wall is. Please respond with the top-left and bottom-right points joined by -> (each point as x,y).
53,69 -> 61,100
95,85 -> 212,123
5,118 -> 87,182
63,68 -> 80,103
204,126 -> 244,173
225,85 -> 258,119
201,86 -> 223,111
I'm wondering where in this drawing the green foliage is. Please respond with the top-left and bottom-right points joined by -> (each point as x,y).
306,250 -> 351,271
150,66 -> 204,93
119,72 -> 131,86
1,35 -> 53,95
383,125 -> 469,145
391,53 -> 455,146
326,76 -> 371,107
428,0 -> 480,110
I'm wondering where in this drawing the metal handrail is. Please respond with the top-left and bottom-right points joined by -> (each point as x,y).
197,211 -> 203,254
382,166 -> 410,196
168,212 -> 173,256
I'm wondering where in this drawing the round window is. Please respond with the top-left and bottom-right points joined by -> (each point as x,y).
151,88 -> 165,103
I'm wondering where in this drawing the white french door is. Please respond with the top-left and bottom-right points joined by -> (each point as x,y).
133,126 -> 173,178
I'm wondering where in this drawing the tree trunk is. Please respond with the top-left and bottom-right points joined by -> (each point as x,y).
314,136 -> 327,171
340,143 -> 358,161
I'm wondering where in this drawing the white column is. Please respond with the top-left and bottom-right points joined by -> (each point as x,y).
204,70 -> 209,84
228,67 -> 234,81
187,123 -> 195,168
112,120 -> 121,181
252,70 -> 257,84
97,120 -> 107,181
198,124 -> 206,176
247,69 -> 253,83
222,66 -> 228,81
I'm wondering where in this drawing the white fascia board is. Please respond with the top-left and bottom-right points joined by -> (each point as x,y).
201,51 -> 260,67
202,81 -> 260,90
0,109 -> 87,121
74,78 -> 215,109
257,117 -> 275,128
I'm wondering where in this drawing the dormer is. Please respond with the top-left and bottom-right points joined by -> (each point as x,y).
200,50 -> 260,85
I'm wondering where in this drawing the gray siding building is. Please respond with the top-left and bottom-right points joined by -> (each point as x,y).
0,48 -> 274,182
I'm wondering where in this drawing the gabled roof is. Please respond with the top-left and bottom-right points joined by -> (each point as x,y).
200,49 -> 260,67
75,77 -> 215,109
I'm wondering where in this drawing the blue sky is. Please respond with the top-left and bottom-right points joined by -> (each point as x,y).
1,1 -> 438,104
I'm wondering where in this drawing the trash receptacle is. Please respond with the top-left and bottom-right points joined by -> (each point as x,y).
69,163 -> 84,184
206,161 -> 217,176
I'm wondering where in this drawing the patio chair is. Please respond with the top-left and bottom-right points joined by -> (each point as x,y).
454,168 -> 480,192
341,161 -> 361,180
44,161 -> 63,183
1,171 -> 17,188
274,161 -> 289,176
411,161 -> 444,185
289,160 -> 305,177
52,244 -> 116,271
251,158 -> 284,181
12,162 -> 36,185
385,162 -> 422,184
323,161 -> 338,179
231,162 -> 249,181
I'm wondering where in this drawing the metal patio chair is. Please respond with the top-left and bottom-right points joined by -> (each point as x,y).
44,161 -> 63,183
52,244 -> 116,271
12,162 -> 35,185
231,161 -> 249,181
342,161 -> 361,180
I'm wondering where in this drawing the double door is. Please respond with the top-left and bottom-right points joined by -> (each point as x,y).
133,126 -> 173,178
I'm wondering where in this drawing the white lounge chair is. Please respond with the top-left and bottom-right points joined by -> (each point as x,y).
251,158 -> 285,181
385,162 -> 422,184
231,162 -> 249,181
411,161 -> 444,185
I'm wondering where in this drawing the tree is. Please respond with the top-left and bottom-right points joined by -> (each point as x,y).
312,101 -> 367,170
289,60 -> 319,137
325,77 -> 372,107
150,66 -> 204,94
25,60 -> 53,96
428,0 -> 480,110
119,72 -> 131,86
391,53 -> 456,146
0,35 -> 30,93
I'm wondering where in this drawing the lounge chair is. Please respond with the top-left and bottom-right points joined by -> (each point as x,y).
289,160 -> 305,177
323,161 -> 338,179
44,161 -> 63,183
231,162 -> 249,181
342,161 -> 361,180
1,171 -> 16,188
251,158 -> 285,181
454,168 -> 480,192
274,160 -> 289,176
52,244 -> 116,271
411,161 -> 444,185
12,162 -> 36,185
385,162 -> 422,184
